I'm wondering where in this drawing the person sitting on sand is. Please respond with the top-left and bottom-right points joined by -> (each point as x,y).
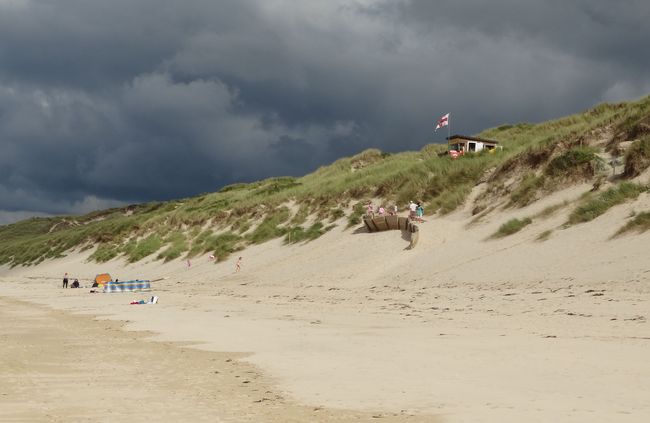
71,279 -> 80,288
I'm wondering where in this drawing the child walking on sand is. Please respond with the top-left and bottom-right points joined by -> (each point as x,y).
235,257 -> 242,272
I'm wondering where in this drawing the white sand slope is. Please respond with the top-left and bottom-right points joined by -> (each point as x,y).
2,183 -> 649,422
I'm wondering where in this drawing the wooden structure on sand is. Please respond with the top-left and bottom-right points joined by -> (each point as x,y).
362,215 -> 419,249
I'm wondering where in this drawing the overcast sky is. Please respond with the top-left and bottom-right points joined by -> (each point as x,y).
1,0 -> 649,224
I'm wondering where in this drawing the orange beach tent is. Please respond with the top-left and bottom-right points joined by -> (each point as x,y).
94,273 -> 112,288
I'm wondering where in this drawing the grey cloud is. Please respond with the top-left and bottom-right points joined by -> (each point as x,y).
0,210 -> 50,226
0,0 -> 649,221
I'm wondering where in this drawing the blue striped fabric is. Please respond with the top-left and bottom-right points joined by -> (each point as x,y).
103,280 -> 151,293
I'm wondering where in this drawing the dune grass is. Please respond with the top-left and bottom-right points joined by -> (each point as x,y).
545,147 -> 602,178
204,232 -> 242,261
246,207 -> 291,245
124,234 -> 163,263
534,201 -> 569,219
284,222 -> 334,244
157,232 -> 188,262
2,95 -> 650,266
567,183 -> 648,225
614,211 -> 650,236
347,201 -> 366,228
492,217 -> 533,238
623,136 -> 650,178
536,230 -> 553,241
89,243 -> 121,263
508,173 -> 546,207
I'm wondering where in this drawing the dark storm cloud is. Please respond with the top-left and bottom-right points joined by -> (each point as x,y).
1,0 -> 649,223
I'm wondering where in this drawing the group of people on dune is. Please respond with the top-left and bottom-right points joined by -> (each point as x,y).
366,200 -> 424,223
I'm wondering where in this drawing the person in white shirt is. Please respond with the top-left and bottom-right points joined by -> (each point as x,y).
408,201 -> 417,219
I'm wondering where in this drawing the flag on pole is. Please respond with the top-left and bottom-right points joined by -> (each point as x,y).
435,113 -> 449,131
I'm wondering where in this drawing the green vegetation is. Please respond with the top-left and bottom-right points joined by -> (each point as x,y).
157,232 -> 188,262
545,147 -> 602,178
347,201 -> 366,228
567,183 -> 648,225
508,173 -> 546,207
186,229 -> 215,258
284,222 -> 334,244
491,217 -> 533,238
615,211 -> 650,236
534,202 -> 568,219
125,234 -> 163,263
290,204 -> 310,225
429,183 -> 473,214
89,243 -> 121,263
230,219 -> 251,234
624,136 -> 650,178
246,207 -> 291,244
204,232 -> 242,261
536,230 -> 553,241
329,208 -> 345,222
2,95 -> 650,266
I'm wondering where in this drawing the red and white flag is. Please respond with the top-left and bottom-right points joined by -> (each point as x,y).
435,113 -> 449,131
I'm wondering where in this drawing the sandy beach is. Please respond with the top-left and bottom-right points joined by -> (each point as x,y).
0,296 -> 429,422
3,2 -> 650,422
1,183 -> 650,422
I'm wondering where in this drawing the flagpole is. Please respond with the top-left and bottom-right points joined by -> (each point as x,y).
448,113 -> 451,145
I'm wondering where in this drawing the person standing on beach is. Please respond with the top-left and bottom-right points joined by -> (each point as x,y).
235,257 -> 242,272
62,273 -> 69,289
416,202 -> 424,222
408,201 -> 417,219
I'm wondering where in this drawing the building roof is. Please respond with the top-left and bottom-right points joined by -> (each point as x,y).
446,134 -> 499,144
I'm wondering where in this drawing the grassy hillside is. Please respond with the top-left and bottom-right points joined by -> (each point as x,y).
2,95 -> 650,267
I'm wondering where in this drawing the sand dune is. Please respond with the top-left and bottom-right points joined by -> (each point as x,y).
1,183 -> 649,422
